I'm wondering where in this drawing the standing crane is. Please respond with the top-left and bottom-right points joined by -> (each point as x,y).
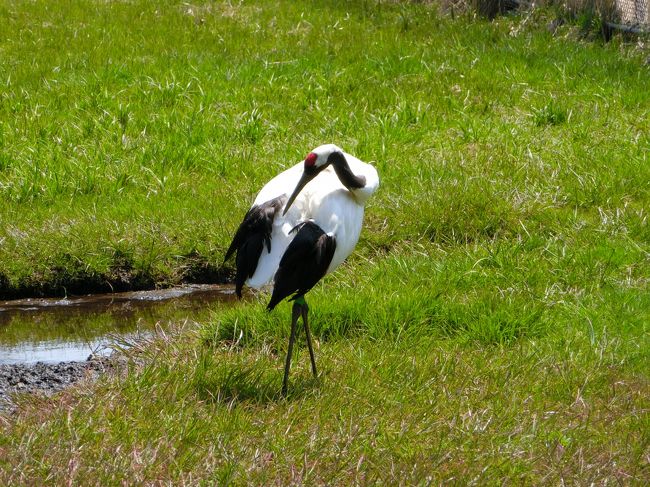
225,144 -> 379,394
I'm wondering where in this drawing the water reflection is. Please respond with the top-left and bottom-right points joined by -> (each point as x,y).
0,285 -> 236,364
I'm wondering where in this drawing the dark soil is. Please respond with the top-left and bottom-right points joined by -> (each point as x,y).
0,357 -> 114,412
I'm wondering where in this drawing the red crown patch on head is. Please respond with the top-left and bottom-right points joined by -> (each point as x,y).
305,152 -> 317,168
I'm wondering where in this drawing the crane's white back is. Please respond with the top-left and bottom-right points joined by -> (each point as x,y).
246,148 -> 379,289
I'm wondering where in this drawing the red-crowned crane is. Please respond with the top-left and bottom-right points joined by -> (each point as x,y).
224,144 -> 379,394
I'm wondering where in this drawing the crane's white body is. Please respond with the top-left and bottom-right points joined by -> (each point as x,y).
247,146 -> 379,289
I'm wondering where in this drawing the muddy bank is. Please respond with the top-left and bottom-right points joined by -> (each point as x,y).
0,357 -> 114,412
0,257 -> 233,301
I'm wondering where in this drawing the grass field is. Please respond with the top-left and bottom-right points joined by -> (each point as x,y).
1,0 -> 649,483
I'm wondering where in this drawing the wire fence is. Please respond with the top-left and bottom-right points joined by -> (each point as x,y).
615,0 -> 649,28
455,0 -> 650,34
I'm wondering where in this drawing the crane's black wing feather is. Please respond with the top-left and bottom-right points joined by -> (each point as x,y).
224,196 -> 285,297
267,221 -> 336,311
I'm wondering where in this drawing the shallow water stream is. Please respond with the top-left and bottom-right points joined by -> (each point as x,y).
0,285 -> 236,364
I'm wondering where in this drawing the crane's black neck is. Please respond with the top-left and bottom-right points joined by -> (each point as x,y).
327,151 -> 366,190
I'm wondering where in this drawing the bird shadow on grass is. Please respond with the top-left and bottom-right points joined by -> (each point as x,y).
192,353 -> 322,406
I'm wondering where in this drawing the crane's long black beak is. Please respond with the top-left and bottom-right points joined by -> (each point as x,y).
283,171 -> 316,216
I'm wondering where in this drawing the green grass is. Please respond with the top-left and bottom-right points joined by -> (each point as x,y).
1,0 -> 649,483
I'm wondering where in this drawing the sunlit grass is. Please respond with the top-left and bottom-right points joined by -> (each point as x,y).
1,318 -> 647,483
0,0 -> 648,296
0,0 -> 648,483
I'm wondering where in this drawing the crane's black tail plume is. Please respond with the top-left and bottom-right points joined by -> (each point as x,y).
267,221 -> 336,310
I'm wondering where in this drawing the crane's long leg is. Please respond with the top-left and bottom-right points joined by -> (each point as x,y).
301,301 -> 318,379
282,302 -> 301,396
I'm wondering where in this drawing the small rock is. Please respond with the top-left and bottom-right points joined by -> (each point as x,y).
547,18 -> 565,36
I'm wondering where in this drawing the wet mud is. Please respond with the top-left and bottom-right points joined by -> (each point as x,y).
0,357 -> 114,412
